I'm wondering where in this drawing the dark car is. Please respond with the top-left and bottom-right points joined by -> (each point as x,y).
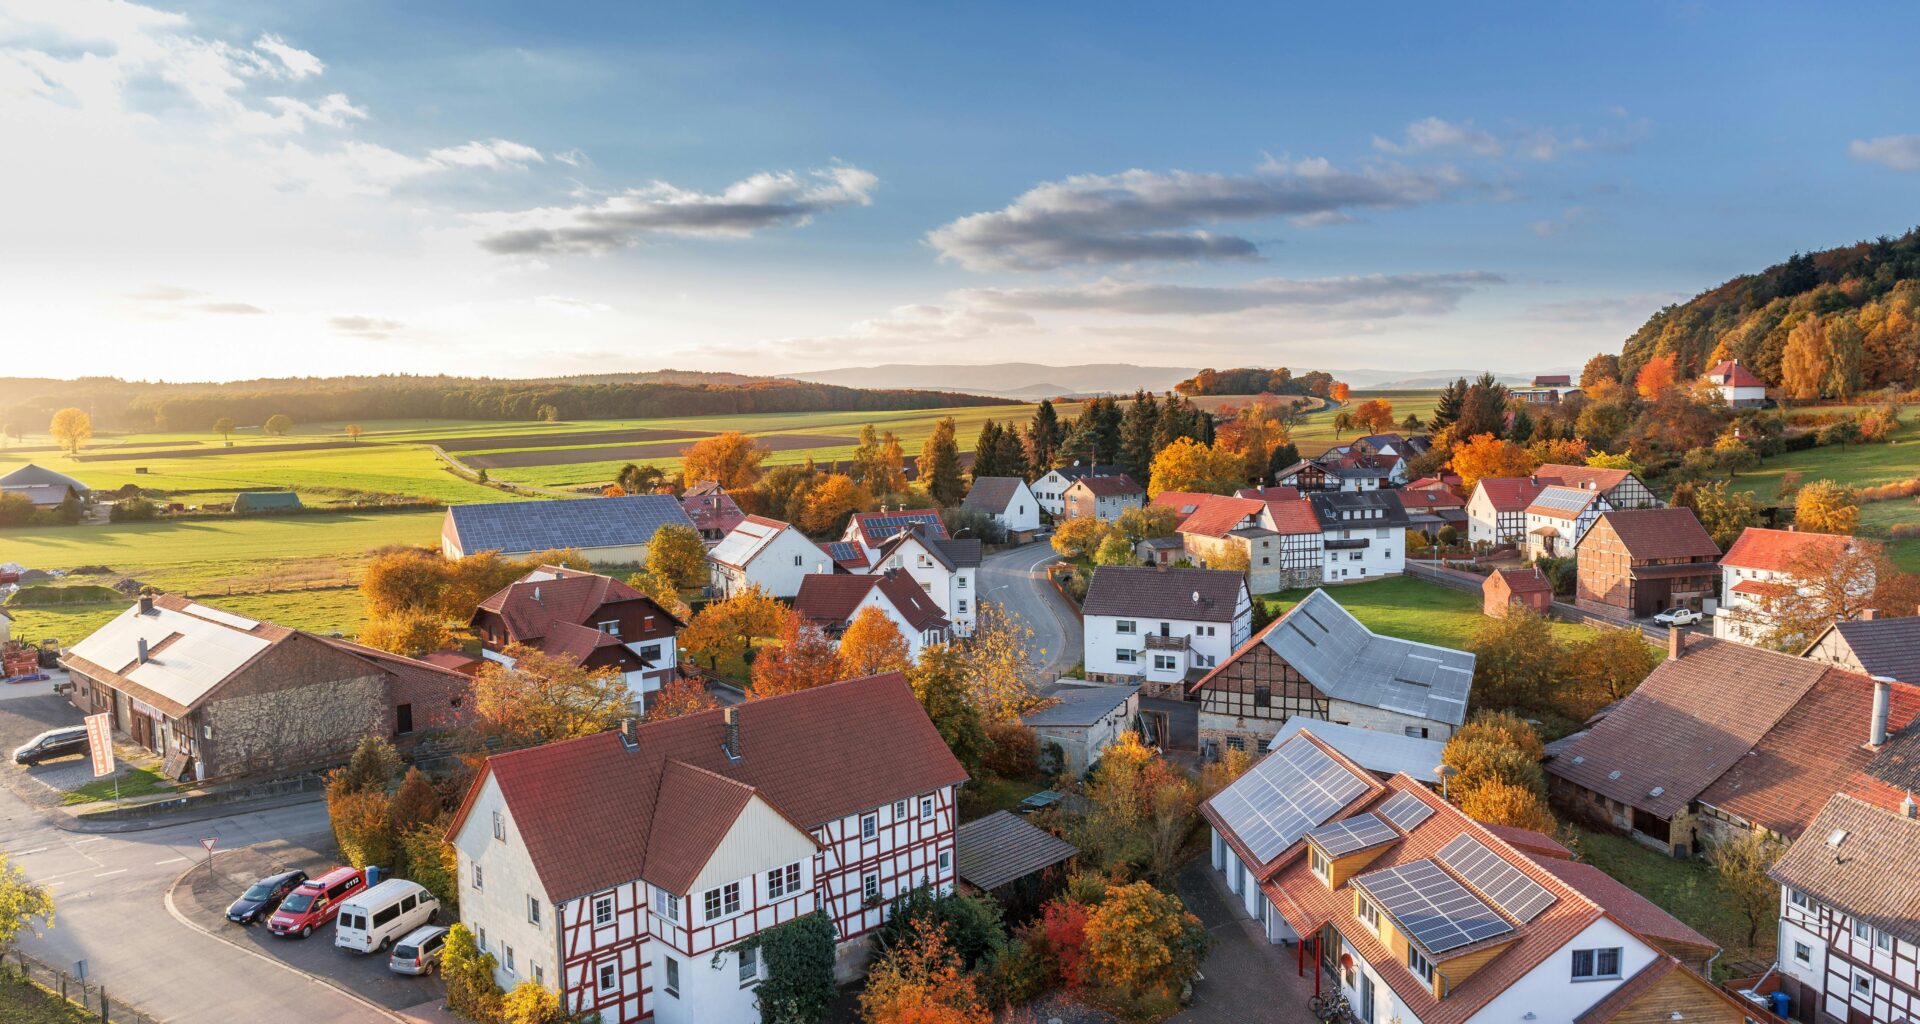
13,727 -> 88,766
226,870 -> 307,925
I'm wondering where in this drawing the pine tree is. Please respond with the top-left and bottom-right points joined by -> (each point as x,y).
1028,400 -> 1061,469
1118,391 -> 1159,480
1429,377 -> 1466,431
919,417 -> 965,505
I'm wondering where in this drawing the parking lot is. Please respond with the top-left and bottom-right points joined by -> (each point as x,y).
172,836 -> 450,1015
0,674 -> 177,809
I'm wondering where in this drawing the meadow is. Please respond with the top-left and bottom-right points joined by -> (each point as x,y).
1257,575 -> 1598,650
1709,416 -> 1920,571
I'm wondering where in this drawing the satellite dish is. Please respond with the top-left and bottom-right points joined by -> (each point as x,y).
1192,590 -> 1201,603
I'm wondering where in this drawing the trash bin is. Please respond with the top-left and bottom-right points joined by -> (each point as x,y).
367,865 -> 382,887
1769,990 -> 1790,1018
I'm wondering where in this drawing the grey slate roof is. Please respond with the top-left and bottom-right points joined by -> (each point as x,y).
955,811 -> 1080,891
1827,617 -> 1920,686
1268,718 -> 1448,782
1081,566 -> 1245,624
961,476 -> 1026,513
1769,793 -> 1920,947
1309,491 -> 1410,531
1261,589 -> 1473,726
1022,684 -> 1139,728
446,495 -> 695,555
0,463 -> 89,494
1039,464 -> 1123,483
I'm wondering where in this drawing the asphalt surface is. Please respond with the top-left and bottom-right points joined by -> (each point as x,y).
977,543 -> 1082,680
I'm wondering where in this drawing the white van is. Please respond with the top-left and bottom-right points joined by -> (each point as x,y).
333,879 -> 439,954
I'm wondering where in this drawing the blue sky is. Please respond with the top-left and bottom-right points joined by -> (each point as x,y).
3,0 -> 1918,381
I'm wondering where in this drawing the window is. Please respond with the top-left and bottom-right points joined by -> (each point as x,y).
1404,726 -> 1429,738
1254,686 -> 1271,709
1257,738 -> 1271,754
593,894 -> 614,926
477,926 -> 487,951
703,882 -> 741,921
863,874 -> 880,901
639,643 -> 663,662
492,810 -> 506,842
1115,648 -> 1137,664
664,956 -> 680,997
862,814 -> 878,839
1793,942 -> 1812,965
938,851 -> 951,873
958,576 -> 968,589
957,599 -> 968,614
503,944 -> 516,973
767,863 -> 801,900
1153,655 -> 1177,671
1571,948 -> 1622,981
793,554 -> 803,566
1116,619 -> 1137,635
920,796 -> 935,820
528,896 -> 541,925
739,946 -> 761,987
532,964 -> 544,987
1876,928 -> 1894,952
894,799 -> 909,818
1225,736 -> 1245,751
1408,946 -> 1434,984
598,961 -> 618,993
598,620 -> 621,636
1357,896 -> 1380,931
472,863 -> 485,891
1309,846 -> 1329,879
1853,973 -> 1872,998
652,888 -> 681,923
1789,888 -> 1809,910
1855,919 -> 1872,942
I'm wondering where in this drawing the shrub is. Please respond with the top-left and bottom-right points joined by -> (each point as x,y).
980,934 -> 1054,1009
110,497 -> 160,522
875,884 -> 1006,970
730,912 -> 837,1024
1081,882 -> 1208,1011
1443,736 -> 1546,799
1460,780 -> 1558,833
1891,523 -> 1920,539
442,924 -> 504,1022
1454,711 -> 1545,760
500,980 -> 562,1024
1857,477 -> 1920,503
983,720 -> 1040,779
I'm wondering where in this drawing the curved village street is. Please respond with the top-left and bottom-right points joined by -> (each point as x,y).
976,543 -> 1082,683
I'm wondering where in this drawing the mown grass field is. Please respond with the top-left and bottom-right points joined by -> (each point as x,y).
4,587 -> 367,646
1257,575 -> 1598,650
1289,389 -> 1442,457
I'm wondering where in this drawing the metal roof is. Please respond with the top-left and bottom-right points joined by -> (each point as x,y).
445,495 -> 694,555
69,601 -> 272,710
1021,684 -> 1138,728
955,811 -> 1079,891
1269,718 -> 1449,783
1262,590 -> 1474,727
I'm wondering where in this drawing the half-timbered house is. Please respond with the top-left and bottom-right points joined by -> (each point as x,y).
446,673 -> 968,1024
471,566 -> 683,705
1573,508 -> 1720,620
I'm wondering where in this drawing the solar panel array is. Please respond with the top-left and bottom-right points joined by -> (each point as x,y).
1528,485 -> 1601,515
450,495 -> 693,553
1377,790 -> 1434,832
1356,861 -> 1512,955
1210,739 -> 1370,864
859,512 -> 944,538
1435,835 -> 1559,923
1304,812 -> 1398,858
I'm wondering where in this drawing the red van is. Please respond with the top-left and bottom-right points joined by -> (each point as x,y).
267,867 -> 365,938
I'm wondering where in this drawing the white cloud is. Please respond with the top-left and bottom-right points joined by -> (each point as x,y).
962,272 -> 1502,318
472,166 -> 878,255
251,34 -> 324,79
429,138 -> 545,169
1849,134 -> 1920,172
1373,117 -> 1504,157
926,158 -> 1465,271
1373,115 -> 1647,161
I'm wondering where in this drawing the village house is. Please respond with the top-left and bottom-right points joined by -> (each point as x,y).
441,494 -> 697,562
679,481 -> 745,543
1060,474 -> 1145,522
792,570 -> 951,659
1233,488 -> 1326,590
1546,631 -> 1920,855
1020,683 -> 1141,776
1310,491 -> 1408,583
1395,481 -> 1468,543
960,476 -> 1041,538
860,521 -> 981,636
1173,494 -> 1282,594
1533,374 -> 1573,388
1465,477 -> 1545,548
1135,535 -> 1186,568
1714,527 -> 1862,644
1483,566 -> 1554,618
1521,484 -> 1611,560
1202,730 -> 1751,1024
1030,463 -> 1125,518
1769,792 -> 1920,1024
62,595 -> 469,781
1080,566 -> 1251,695
446,673 -> 967,1024
1189,588 -> 1473,755
472,566 -> 683,706
1703,359 -> 1769,407
1273,456 -> 1389,492
1802,612 -> 1920,683
1535,463 -> 1663,509
1574,507 -> 1721,620
707,516 -> 824,599
840,508 -> 946,567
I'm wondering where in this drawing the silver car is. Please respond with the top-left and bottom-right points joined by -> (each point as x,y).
387,924 -> 447,976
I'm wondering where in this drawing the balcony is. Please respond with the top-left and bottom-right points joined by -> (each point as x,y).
1144,634 -> 1190,651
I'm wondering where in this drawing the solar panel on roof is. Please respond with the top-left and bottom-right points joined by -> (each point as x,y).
1304,812 -> 1398,858
1356,860 -> 1512,956
1210,737 -> 1370,864
1377,790 -> 1434,832
1435,834 -> 1558,923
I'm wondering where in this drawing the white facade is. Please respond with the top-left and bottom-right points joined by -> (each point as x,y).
1522,496 -> 1610,561
866,533 -> 977,637
1320,523 -> 1404,582
708,519 -> 823,600
479,635 -> 678,707
978,479 -> 1041,535
1083,598 -> 1252,685
1032,469 -> 1079,518
843,586 -> 949,660
1714,543 -> 1871,645
452,776 -> 566,998
1466,485 -> 1527,547
1778,885 -> 1920,1024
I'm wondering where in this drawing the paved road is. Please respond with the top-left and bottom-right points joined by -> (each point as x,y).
977,543 -> 1082,680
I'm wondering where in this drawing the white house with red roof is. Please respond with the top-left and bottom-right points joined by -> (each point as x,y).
470,566 -> 682,704
840,508 -> 947,567
446,673 -> 967,1024
1703,359 -> 1769,407
1203,729 -> 1747,1024
1522,484 -> 1611,560
1714,527 -> 1865,644
707,516 -> 824,599
1466,477 -> 1546,547
793,570 -> 952,658
860,523 -> 981,637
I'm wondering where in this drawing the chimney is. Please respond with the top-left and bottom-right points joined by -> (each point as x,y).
1861,608 -> 1878,621
1667,626 -> 1682,662
1904,793 -> 1917,820
138,595 -> 153,615
532,585 -> 542,605
722,706 -> 741,761
1529,475 -> 1538,486
136,637 -> 149,664
1871,677 -> 1894,749
618,716 -> 640,751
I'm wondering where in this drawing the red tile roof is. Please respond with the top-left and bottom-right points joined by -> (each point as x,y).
793,570 -> 949,632
1149,491 -> 1216,523
1706,360 -> 1766,388
1492,567 -> 1553,595
475,568 -> 678,643
1176,495 -> 1268,539
1474,476 -> 1547,512
1397,486 -> 1466,512
1590,507 -> 1721,561
448,672 -> 967,902
1722,527 -> 1852,573
1235,485 -> 1302,502
1263,496 -> 1322,536
680,484 -> 745,535
1481,822 -> 1570,859
1533,463 -> 1633,494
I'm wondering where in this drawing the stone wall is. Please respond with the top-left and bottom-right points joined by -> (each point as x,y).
199,672 -> 389,777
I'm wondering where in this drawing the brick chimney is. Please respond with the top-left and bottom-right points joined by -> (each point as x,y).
1904,793 -> 1917,819
1667,626 -> 1682,661
1871,677 -> 1894,749
1861,608 -> 1879,621
722,706 -> 742,761
138,594 -> 154,615
618,716 -> 640,751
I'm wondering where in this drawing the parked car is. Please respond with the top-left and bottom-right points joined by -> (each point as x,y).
226,869 -> 307,925
13,726 -> 88,766
334,879 -> 439,954
1653,607 -> 1705,627
268,867 -> 365,938
388,924 -> 448,975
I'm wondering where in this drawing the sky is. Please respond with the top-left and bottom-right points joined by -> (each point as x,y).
3,0 -> 1919,383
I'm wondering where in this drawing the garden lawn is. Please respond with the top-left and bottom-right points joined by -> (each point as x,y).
61,765 -> 170,806
0,973 -> 95,1024
1574,827 -> 1773,964
1716,428 -> 1920,572
1258,575 -> 1598,650
958,775 -> 1047,822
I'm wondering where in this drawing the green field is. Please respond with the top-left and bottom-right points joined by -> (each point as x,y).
1574,827 -> 1770,963
1289,390 -> 1441,457
1258,575 -> 1597,650
4,587 -> 368,647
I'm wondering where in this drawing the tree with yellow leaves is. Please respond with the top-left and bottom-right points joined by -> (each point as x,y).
1147,436 -> 1244,496
647,522 -> 709,590
1794,479 -> 1860,534
838,605 -> 912,676
1448,433 -> 1538,493
750,612 -> 845,698
471,644 -> 631,748
1351,398 -> 1396,434
859,919 -> 990,1024
1460,780 -> 1558,833
1081,881 -> 1208,1007
500,979 -> 564,1024
680,430 -> 770,489
358,610 -> 458,657
680,585 -> 787,678
1780,316 -> 1829,402
952,600 -> 1047,722
1093,532 -> 1138,567
49,407 -> 92,456
800,473 -> 867,536
1051,516 -> 1110,560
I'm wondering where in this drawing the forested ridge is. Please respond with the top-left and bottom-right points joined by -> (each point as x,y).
1619,226 -> 1920,395
0,371 -> 1003,432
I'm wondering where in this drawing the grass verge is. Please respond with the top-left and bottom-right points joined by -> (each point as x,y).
1257,575 -> 1598,650
61,765 -> 171,806
0,972 -> 95,1024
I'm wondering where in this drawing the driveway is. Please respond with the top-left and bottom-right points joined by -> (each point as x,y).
978,543 -> 1082,680
1173,859 -> 1320,1024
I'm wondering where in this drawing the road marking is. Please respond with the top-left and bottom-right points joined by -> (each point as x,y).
94,868 -> 128,878
71,836 -> 107,845
12,847 -> 49,856
154,856 -> 188,865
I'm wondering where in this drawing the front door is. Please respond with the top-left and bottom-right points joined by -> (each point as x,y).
1359,973 -> 1375,1023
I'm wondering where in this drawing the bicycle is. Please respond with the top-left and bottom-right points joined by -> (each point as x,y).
1309,990 -> 1355,1023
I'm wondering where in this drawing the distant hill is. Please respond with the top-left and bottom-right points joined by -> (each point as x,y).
785,363 -> 1200,397
1619,227 -> 1920,389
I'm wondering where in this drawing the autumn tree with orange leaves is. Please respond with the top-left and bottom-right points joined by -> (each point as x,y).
680,586 -> 786,678
679,430 -> 771,489
859,919 -> 990,1024
1081,882 -> 1208,1010
838,605 -> 912,676
800,473 -> 867,536
1634,352 -> 1680,399
471,644 -> 631,748
750,612 -> 845,698
1329,381 -> 1351,403
646,675 -> 718,720
1351,398 -> 1396,434
1449,433 -> 1539,493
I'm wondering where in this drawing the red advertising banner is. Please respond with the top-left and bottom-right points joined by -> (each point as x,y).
84,712 -> 114,779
